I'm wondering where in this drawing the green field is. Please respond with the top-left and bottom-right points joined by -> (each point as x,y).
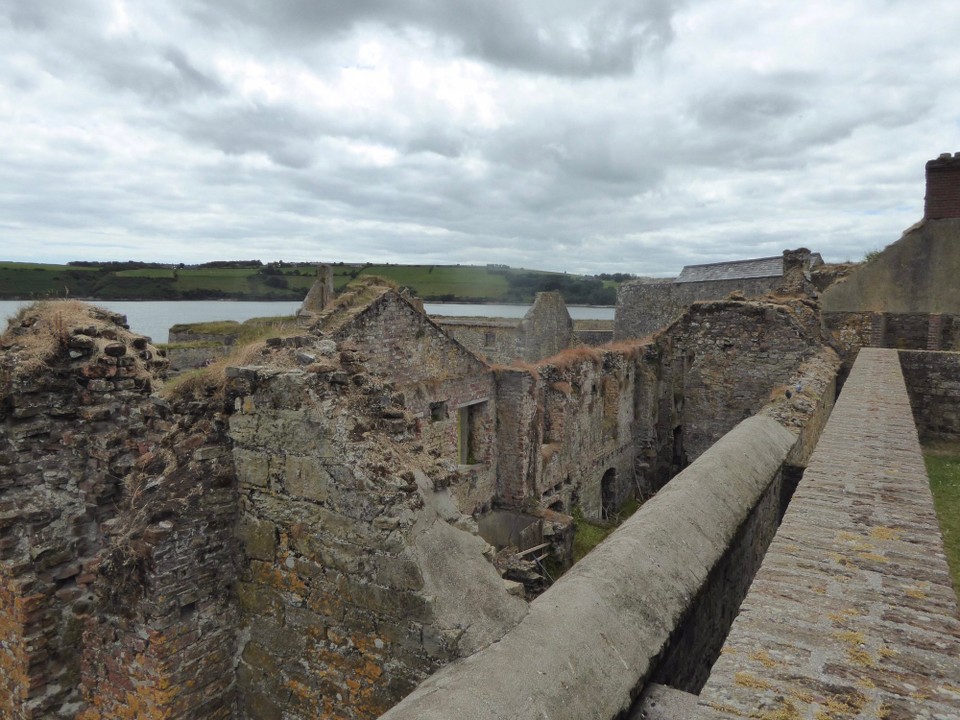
923,442 -> 960,600
0,261 -> 622,304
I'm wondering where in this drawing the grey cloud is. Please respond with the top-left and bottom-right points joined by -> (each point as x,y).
161,48 -> 225,96
2,0 -> 106,31
174,104 -> 322,168
94,50 -> 225,104
184,0 -> 683,76
692,89 -> 808,128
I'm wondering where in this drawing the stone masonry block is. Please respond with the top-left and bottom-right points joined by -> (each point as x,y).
283,455 -> 330,502
234,449 -> 269,489
237,515 -> 277,561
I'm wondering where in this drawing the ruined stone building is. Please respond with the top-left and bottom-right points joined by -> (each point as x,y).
0,271 -> 842,719
433,291 -> 612,365
1,154 -> 958,720
615,248 -> 825,339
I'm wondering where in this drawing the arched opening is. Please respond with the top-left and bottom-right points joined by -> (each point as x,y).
601,468 -> 617,520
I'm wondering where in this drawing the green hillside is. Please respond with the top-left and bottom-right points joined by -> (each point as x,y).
0,261 -> 622,305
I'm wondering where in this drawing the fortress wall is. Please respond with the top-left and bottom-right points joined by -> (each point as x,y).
379,415 -> 799,720
615,277 -> 778,340
227,360 -> 526,720
331,293 -> 498,514
0,308 -> 172,718
79,416 -> 240,720
899,349 -> 960,441
494,353 -> 639,521
647,347 -> 839,693
432,318 -> 522,365
695,349 -> 960,719
518,292 -> 573,362
662,300 -> 824,460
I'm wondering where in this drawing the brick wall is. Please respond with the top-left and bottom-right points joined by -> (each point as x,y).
0,305 -> 173,718
824,311 -> 960,353
925,152 -> 960,219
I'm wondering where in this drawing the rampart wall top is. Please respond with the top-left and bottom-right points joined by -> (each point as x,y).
379,416 -> 797,720
695,348 -> 960,718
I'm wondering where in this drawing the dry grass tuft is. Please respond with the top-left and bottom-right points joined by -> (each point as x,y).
161,337 -> 298,402
600,339 -> 650,358
539,345 -> 603,370
1,300 -> 136,378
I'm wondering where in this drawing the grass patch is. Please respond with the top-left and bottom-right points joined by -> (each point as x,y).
169,320 -> 243,335
922,442 -> 960,600
169,315 -> 297,344
159,340 -> 224,351
571,497 -> 642,563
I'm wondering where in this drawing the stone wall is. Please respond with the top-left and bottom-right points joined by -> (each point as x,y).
518,292 -> 573,362
572,319 -> 614,346
0,303 -> 177,718
494,349 -> 640,521
79,403 -> 240,720
823,311 -> 960,353
325,292 -> 497,514
493,296 -> 828,521
695,349 -> 960,720
435,316 -> 613,366
431,317 -> 522,365
0,289 -> 842,720
659,298 -> 824,460
899,349 -> 960,441
379,416 -> 803,720
431,291 -> 582,365
615,277 -> 778,340
164,343 -> 227,373
226,345 -> 526,720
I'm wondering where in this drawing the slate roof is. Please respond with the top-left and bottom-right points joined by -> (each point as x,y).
675,256 -> 782,283
675,253 -> 824,284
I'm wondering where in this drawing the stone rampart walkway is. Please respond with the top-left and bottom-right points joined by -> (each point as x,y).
695,349 -> 960,719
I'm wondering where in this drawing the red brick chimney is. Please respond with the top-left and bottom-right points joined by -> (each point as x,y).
924,152 -> 960,219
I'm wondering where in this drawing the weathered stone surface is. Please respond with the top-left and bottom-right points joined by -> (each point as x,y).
695,349 -> 960,719
380,416 -> 797,720
632,683 -> 699,720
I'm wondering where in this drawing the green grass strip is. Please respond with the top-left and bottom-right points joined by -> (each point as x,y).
923,443 -> 960,601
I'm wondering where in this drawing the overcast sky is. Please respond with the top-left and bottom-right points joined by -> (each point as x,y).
2,1 -> 958,276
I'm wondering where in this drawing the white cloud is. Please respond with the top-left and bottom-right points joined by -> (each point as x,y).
0,0 -> 958,276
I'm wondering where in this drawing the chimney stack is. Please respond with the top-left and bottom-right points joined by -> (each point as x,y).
924,152 -> 960,219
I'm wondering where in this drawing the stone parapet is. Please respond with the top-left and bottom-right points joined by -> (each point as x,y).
379,416 -> 798,720
695,349 -> 960,719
